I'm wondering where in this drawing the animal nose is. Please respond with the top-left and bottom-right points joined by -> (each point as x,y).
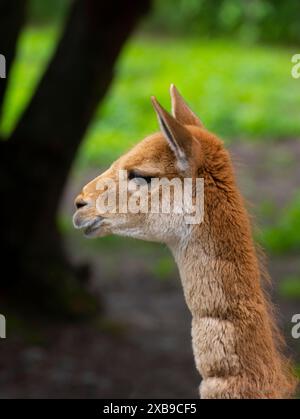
75,196 -> 88,210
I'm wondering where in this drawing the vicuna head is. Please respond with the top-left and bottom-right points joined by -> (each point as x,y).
73,85 -> 230,245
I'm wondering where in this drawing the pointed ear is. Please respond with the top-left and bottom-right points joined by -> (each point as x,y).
170,84 -> 203,127
151,96 -> 199,171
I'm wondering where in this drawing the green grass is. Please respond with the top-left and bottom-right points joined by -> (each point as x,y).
259,192 -> 300,254
80,37 -> 300,166
296,365 -> 300,379
279,276 -> 300,299
151,256 -> 175,281
1,27 -> 300,167
0,26 -> 62,137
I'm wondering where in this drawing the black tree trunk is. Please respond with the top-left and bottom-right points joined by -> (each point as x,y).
0,0 -> 151,318
0,0 -> 27,122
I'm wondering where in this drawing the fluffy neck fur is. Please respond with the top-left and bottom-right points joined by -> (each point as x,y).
170,143 -> 297,399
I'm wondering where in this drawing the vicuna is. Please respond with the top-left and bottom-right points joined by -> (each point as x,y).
73,85 -> 297,399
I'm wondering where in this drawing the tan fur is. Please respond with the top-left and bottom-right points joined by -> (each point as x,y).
73,85 -> 298,399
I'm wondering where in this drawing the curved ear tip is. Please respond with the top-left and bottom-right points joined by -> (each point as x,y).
151,96 -> 157,107
170,83 -> 176,93
151,95 -> 161,109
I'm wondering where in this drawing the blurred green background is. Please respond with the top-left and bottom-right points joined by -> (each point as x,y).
0,0 -> 299,398
1,0 -> 299,254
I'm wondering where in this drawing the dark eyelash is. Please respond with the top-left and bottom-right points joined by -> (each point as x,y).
128,170 -> 153,184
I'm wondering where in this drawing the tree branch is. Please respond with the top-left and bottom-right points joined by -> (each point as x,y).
8,0 -> 150,225
0,0 -> 151,315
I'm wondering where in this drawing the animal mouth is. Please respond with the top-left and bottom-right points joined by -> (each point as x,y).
73,212 -> 104,237
83,217 -> 103,237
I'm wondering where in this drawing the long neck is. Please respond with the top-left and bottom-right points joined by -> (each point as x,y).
172,198 -> 262,321
170,189 -> 295,398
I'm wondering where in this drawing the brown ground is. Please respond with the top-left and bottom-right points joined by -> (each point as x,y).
0,139 -> 299,398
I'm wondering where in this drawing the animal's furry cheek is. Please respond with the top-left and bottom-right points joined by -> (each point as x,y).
106,214 -> 151,241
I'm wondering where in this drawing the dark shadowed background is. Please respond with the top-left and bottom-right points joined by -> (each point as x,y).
0,0 -> 299,398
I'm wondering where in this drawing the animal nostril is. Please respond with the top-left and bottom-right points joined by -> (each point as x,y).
75,197 -> 88,210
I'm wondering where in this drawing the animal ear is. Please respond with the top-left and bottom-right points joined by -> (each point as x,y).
151,96 -> 196,170
170,84 -> 203,127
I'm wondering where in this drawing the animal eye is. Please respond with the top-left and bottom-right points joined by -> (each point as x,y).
128,170 -> 153,184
